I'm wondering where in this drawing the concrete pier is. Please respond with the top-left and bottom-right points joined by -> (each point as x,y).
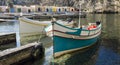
31,14 -> 86,19
0,33 -> 16,50
0,42 -> 44,65
0,13 -> 86,20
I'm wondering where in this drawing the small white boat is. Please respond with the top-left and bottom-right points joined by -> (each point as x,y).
19,17 -> 74,36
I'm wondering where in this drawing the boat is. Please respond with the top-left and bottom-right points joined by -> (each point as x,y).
45,20 -> 101,57
45,0 -> 101,57
19,17 -> 74,36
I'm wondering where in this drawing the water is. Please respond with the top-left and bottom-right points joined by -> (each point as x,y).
0,14 -> 120,65
34,37 -> 53,65
0,20 -> 21,47
0,21 -> 17,33
94,14 -> 120,65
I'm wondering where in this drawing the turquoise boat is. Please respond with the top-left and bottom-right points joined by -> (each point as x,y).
45,21 -> 101,57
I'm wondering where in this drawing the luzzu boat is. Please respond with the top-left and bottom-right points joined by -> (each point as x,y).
45,21 -> 101,57
19,17 -> 74,36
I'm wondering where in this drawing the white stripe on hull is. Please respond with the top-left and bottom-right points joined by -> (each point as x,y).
54,31 -> 101,39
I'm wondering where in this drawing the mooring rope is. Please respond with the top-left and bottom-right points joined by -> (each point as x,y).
37,26 -> 45,43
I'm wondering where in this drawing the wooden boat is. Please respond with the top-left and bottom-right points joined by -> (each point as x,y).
45,21 -> 101,57
19,17 -> 74,36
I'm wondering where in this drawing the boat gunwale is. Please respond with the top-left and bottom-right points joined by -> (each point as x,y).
53,21 -> 101,31
19,18 -> 48,26
19,17 -> 74,27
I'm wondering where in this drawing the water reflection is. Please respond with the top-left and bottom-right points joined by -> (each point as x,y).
32,46 -> 53,65
95,46 -> 120,65
0,21 -> 17,33
54,41 -> 100,65
102,14 -> 120,52
95,14 -> 120,65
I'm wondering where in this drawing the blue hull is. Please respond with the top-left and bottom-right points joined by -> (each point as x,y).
53,36 -> 99,53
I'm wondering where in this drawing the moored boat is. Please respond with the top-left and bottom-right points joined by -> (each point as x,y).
45,21 -> 101,57
19,17 -> 74,36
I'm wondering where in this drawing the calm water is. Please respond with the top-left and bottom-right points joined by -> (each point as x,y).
0,14 -> 120,65
93,14 -> 120,65
0,21 -> 18,33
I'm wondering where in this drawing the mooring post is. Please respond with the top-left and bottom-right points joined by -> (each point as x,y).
15,16 -> 21,47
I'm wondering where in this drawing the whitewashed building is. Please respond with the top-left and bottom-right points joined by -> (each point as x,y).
0,6 -> 8,12
0,5 -> 76,13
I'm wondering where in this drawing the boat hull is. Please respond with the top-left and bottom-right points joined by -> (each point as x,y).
19,18 -> 46,35
53,35 -> 99,53
49,22 -> 101,57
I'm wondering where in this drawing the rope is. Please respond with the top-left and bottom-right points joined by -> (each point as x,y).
37,26 -> 45,43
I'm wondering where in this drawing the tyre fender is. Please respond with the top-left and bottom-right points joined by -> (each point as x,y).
31,44 -> 44,59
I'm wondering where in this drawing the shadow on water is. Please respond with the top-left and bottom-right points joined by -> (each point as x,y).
101,14 -> 120,52
65,42 -> 100,65
95,39 -> 120,65
54,40 -> 101,65
95,14 -> 120,65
